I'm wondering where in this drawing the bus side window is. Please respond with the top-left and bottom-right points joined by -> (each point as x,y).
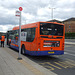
26,28 -> 35,42
31,28 -> 35,42
15,30 -> 19,40
26,28 -> 31,42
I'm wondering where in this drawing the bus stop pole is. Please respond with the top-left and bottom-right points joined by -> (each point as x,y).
17,11 -> 22,60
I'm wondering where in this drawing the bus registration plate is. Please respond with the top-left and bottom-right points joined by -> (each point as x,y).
48,52 -> 54,54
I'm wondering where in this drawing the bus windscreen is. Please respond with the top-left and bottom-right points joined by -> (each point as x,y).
40,23 -> 63,36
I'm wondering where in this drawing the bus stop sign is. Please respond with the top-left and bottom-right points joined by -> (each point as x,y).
19,7 -> 23,11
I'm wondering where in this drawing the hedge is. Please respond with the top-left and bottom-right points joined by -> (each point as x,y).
65,33 -> 75,39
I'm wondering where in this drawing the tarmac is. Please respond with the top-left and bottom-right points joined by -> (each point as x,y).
65,39 -> 75,45
0,40 -> 75,75
65,42 -> 75,45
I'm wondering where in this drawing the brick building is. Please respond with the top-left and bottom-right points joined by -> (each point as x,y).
63,18 -> 75,33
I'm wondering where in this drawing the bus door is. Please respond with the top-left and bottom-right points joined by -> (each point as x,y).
10,30 -> 19,50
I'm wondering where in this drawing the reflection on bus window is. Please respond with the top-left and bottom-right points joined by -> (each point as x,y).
40,23 -> 63,36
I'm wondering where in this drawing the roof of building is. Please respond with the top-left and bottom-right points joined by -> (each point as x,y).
47,19 -> 62,23
63,17 -> 75,22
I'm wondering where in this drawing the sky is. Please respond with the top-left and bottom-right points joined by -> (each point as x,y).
0,0 -> 75,32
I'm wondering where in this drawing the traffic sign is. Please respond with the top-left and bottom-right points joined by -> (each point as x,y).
19,7 -> 23,11
15,11 -> 20,17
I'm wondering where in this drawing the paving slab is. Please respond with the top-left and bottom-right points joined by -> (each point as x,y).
0,47 -> 35,75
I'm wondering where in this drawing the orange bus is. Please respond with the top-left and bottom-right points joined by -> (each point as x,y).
7,21 -> 65,56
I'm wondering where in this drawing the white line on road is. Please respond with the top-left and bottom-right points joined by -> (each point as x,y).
65,50 -> 75,53
64,52 -> 75,57
65,42 -> 75,45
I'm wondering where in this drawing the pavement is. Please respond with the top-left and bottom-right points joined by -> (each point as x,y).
0,47 -> 57,75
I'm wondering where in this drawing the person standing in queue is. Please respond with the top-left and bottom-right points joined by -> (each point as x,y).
1,35 -> 5,47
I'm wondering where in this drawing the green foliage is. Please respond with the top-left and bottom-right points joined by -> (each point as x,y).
65,33 -> 75,39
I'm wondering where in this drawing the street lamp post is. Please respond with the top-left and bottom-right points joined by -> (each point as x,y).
49,7 -> 55,21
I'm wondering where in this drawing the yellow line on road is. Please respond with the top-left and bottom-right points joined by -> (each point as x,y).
65,61 -> 75,66
18,60 -> 44,75
45,62 -> 61,69
54,62 -> 68,68
40,63 -> 54,70
58,61 -> 73,68
66,58 -> 75,63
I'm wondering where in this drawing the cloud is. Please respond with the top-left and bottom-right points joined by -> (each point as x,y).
37,7 -> 50,16
0,0 -> 75,32
0,26 -> 3,32
0,25 -> 15,32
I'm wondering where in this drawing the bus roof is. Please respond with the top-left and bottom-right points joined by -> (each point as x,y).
13,22 -> 38,30
13,21 -> 64,30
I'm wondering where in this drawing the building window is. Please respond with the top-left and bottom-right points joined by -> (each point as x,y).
69,25 -> 71,28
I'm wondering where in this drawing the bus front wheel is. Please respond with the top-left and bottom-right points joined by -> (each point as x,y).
21,45 -> 25,55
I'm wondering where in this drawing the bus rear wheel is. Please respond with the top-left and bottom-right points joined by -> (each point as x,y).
21,45 -> 25,55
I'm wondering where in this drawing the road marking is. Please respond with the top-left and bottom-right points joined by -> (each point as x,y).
58,61 -> 74,68
54,62 -> 68,68
4,47 -> 75,72
65,50 -> 75,53
40,63 -> 54,70
65,42 -> 75,45
65,59 -> 75,66
65,61 -> 75,66
66,58 -> 75,63
65,45 -> 72,47
58,61 -> 69,68
40,59 -> 75,70
40,62 -> 61,70
64,52 -> 75,57
19,60 -> 44,75
45,62 -> 61,69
